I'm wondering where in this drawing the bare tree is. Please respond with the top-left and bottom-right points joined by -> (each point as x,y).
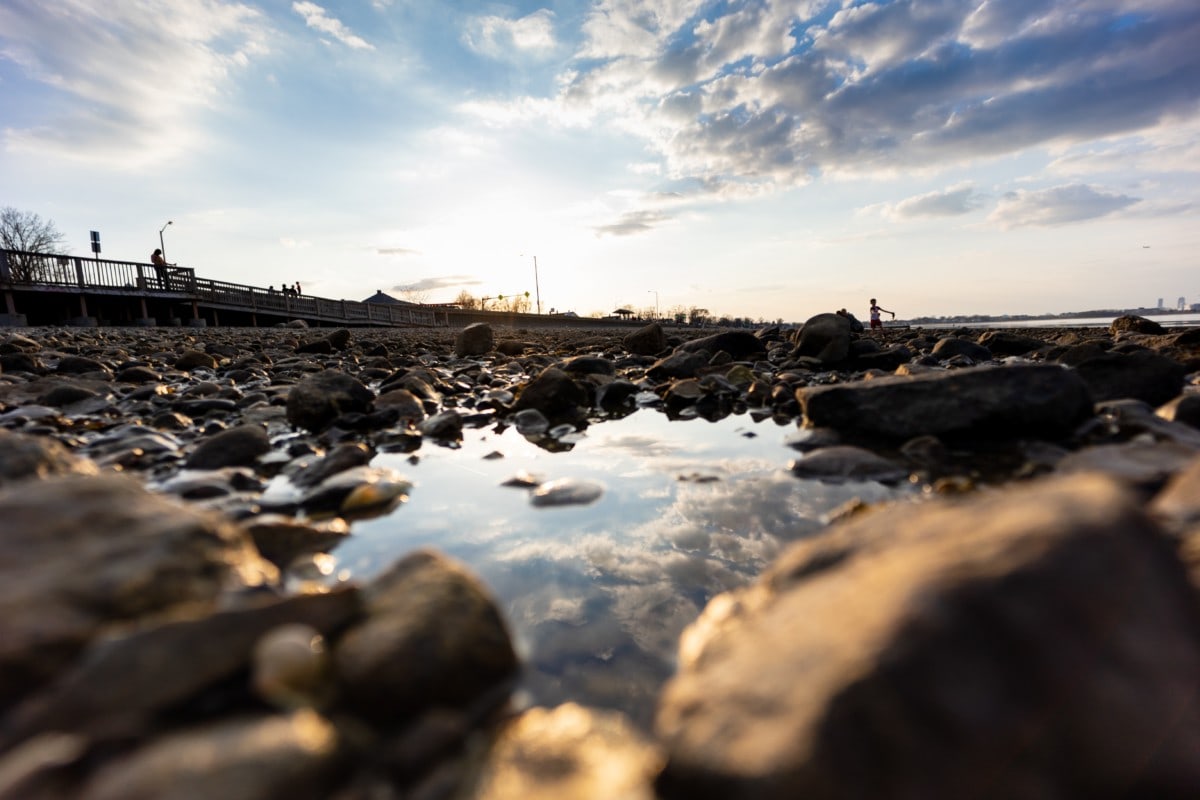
397,286 -> 430,304
688,306 -> 710,326
453,290 -> 478,310
0,207 -> 67,282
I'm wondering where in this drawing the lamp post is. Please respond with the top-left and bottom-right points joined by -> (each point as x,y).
159,220 -> 173,259
648,289 -> 659,321
520,253 -> 542,314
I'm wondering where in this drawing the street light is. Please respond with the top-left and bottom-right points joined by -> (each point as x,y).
159,220 -> 173,259
521,254 -> 542,314
648,289 -> 659,320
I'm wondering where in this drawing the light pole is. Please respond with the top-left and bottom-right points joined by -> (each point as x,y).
521,253 -> 542,314
648,289 -> 659,320
159,220 -> 173,259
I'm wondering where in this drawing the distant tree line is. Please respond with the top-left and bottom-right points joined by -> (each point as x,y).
0,206 -> 67,282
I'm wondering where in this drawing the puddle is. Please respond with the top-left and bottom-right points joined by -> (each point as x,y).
332,409 -> 917,729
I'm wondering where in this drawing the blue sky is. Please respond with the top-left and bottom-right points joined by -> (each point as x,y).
2,0 -> 1198,321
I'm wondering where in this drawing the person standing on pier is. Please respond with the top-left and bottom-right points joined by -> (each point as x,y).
151,248 -> 172,290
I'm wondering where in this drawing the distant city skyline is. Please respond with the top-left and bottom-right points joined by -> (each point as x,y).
2,1 -> 1198,321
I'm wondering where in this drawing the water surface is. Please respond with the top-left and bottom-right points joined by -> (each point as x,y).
330,408 -> 916,728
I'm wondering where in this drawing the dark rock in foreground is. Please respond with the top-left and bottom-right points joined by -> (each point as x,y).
655,473 -> 1200,799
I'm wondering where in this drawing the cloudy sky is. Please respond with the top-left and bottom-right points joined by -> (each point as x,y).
2,0 -> 1198,321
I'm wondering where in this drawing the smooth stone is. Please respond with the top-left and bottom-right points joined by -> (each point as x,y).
788,445 -> 908,484
0,429 -> 99,487
456,323 -> 495,357
530,478 -> 605,507
286,370 -> 374,432
624,322 -> 668,356
185,424 -> 271,470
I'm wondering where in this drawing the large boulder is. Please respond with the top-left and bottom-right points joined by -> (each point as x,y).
1072,350 -> 1187,406
1111,314 -> 1166,335
455,323 -> 495,357
792,313 -> 853,364
286,370 -> 374,432
512,367 -> 589,421
797,364 -> 1093,441
185,424 -> 271,469
624,323 -> 668,356
655,473 -> 1200,799
677,331 -> 767,361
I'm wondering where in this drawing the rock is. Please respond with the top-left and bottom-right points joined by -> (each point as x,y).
326,329 -> 351,350
419,410 -> 465,441
677,331 -> 766,361
286,370 -> 374,432
0,429 -> 98,486
1073,350 -> 1187,405
496,339 -> 527,356
55,355 -> 110,375
0,351 -> 44,373
788,445 -> 909,484
0,475 -> 274,710
530,478 -> 605,507
185,424 -> 271,469
36,382 -> 101,407
456,323 -> 495,357
1111,314 -> 1166,335
850,345 -> 912,371
797,364 -> 1093,441
655,474 -> 1200,799
244,516 -> 350,569
1151,455 -> 1200,528
976,330 -> 1048,356
117,365 -> 162,383
512,367 -> 588,421
624,323 -> 668,356
1158,393 -> 1200,429
3,590 -> 359,747
647,351 -> 709,380
792,313 -> 852,364
175,350 -> 219,371
374,388 -> 426,423
252,624 -> 333,710
290,443 -> 375,488
930,336 -> 992,362
560,355 -> 616,376
332,550 -> 518,726
1055,441 -> 1200,490
299,466 -> 411,517
79,710 -> 341,800
465,704 -> 663,800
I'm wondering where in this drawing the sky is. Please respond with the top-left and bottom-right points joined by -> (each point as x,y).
1,0 -> 1198,322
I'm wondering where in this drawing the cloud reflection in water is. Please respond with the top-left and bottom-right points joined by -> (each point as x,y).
340,410 -> 914,728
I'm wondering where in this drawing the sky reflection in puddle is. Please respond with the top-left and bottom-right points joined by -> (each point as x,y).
336,409 -> 916,729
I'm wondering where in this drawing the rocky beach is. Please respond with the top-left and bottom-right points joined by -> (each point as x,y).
2,313 -> 1200,799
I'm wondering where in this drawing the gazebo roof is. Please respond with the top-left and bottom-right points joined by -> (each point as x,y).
612,308 -> 635,316
363,290 -> 418,306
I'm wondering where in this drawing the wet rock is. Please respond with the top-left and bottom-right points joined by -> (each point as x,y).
291,442 -> 374,488
530,478 -> 605,507
185,424 -> 271,470
286,370 -> 374,432
647,351 -> 709,380
496,339 -> 527,356
0,351 -> 44,373
1151,455 -> 1200,528
798,364 -> 1093,441
244,516 -> 351,569
1158,393 -> 1200,429
36,382 -> 101,407
332,550 -> 518,726
175,350 -> 218,371
79,710 -> 341,800
326,329 -> 351,350
55,355 -> 110,376
252,624 -> 332,710
624,323 -> 668,356
1073,350 -> 1187,405
456,323 -> 495,357
930,336 -> 992,362
678,331 -> 766,361
3,590 -> 359,746
0,429 -> 98,486
514,408 -> 550,436
117,365 -> 162,383
374,388 -> 426,423
300,466 -> 411,517
1111,314 -> 1166,335
792,313 -> 852,364
655,474 -> 1200,799
465,703 -> 663,800
419,410 -> 464,441
1056,441 -> 1200,490
512,367 -> 588,421
976,330 -> 1048,356
788,445 -> 909,484
850,344 -> 912,371
560,355 -> 616,376
0,475 -> 274,710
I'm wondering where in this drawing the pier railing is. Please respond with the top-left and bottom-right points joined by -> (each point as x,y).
0,248 -> 442,327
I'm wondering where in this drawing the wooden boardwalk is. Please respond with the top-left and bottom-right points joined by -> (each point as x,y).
0,249 -> 446,328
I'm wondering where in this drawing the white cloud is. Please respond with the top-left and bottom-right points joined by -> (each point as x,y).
988,183 -> 1140,228
464,9 -> 557,60
0,0 -> 269,167
885,183 -> 987,219
292,1 -> 374,50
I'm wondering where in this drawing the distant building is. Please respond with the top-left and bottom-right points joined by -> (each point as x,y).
1157,297 -> 1164,309
1179,296 -> 1187,310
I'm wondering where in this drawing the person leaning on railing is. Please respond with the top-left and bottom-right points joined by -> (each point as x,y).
151,249 -> 175,290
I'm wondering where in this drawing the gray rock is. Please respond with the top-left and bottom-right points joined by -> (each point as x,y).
0,475 -> 275,710
976,330 -> 1048,356
290,442 -> 374,488
788,445 -> 908,483
1158,393 -> 1200,430
3,590 -> 359,746
286,370 -> 374,432
185,424 -> 271,469
655,473 -> 1200,799
55,355 -> 110,376
1151,455 -> 1200,528
677,331 -> 766,361
466,703 -> 663,800
1073,350 -> 1187,405
0,351 -> 44,373
792,313 -> 852,364
374,388 -> 426,423
333,550 -> 518,726
1111,314 -> 1166,335
0,429 -> 98,487
930,336 -> 992,362
244,516 -> 352,569
1056,441 -> 1200,489
175,350 -> 218,371
624,323 -> 668,356
559,355 -> 616,376
512,367 -> 588,421
647,351 -> 709,380
456,323 -> 495,357
797,364 -> 1093,441
79,711 -> 342,800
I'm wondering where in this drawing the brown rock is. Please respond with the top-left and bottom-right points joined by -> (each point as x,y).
655,474 -> 1200,799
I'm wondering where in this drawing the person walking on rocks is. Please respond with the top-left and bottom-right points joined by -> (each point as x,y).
869,298 -> 894,331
